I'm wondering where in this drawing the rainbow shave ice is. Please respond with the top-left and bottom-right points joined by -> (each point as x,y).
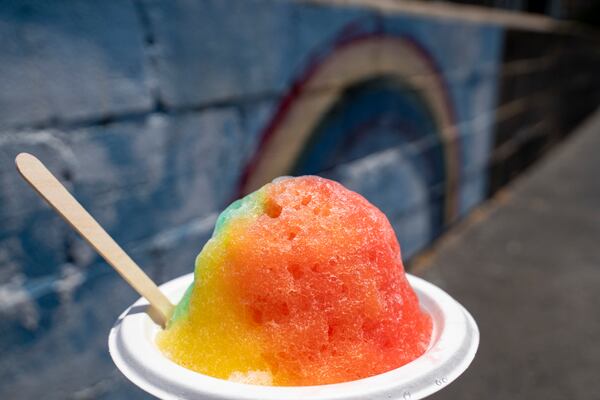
157,176 -> 432,386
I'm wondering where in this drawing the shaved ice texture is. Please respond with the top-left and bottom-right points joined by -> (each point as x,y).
156,176 -> 432,386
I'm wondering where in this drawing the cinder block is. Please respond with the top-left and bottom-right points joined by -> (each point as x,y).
449,71 -> 499,177
143,0 -> 376,108
0,132 -> 74,279
329,145 -> 430,211
0,0 -> 151,129
457,111 -> 496,176
143,0 -> 294,107
68,109 -> 245,246
287,3 -> 378,90
135,212 -> 218,284
237,98 -> 280,155
0,268 -> 144,399
458,170 -> 487,217
389,205 -> 433,260
383,15 -> 503,86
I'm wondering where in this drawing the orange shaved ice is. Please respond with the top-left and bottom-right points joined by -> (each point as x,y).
157,176 -> 432,385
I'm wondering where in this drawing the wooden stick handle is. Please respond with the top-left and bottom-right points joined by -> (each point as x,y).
15,153 -> 174,326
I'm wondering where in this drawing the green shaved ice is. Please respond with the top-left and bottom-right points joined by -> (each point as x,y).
167,185 -> 269,327
168,282 -> 194,326
213,189 -> 264,236
214,198 -> 243,234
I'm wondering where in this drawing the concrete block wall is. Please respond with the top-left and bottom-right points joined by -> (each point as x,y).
490,30 -> 600,191
0,0 -> 152,129
0,0 -> 598,398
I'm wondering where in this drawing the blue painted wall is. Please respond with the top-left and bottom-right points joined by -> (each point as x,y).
0,0 -> 598,398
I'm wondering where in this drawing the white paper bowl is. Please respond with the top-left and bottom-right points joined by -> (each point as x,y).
109,273 -> 478,400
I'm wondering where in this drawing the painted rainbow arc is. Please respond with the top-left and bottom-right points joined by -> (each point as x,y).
240,34 -> 460,224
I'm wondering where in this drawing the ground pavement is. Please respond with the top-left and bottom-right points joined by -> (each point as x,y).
413,109 -> 600,399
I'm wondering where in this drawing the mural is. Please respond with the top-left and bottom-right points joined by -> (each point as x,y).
240,21 -> 497,257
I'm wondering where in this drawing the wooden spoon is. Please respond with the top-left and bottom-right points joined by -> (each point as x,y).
15,153 -> 174,327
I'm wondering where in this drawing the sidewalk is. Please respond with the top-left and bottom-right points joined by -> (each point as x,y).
415,109 -> 600,400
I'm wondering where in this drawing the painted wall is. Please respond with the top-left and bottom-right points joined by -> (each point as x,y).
0,0 -> 598,398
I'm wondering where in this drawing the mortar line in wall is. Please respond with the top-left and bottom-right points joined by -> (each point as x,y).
494,72 -> 594,124
500,53 -> 559,77
495,89 -> 556,123
490,120 -> 555,163
3,89 -> 290,133
5,108 -> 152,133
0,263 -> 111,315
